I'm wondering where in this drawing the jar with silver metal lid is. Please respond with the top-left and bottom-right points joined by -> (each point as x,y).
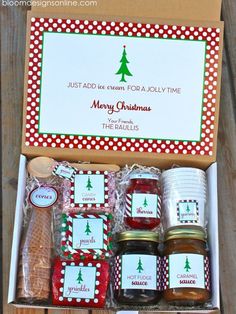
113,231 -> 162,305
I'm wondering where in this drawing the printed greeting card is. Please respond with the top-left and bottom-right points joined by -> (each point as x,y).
22,13 -> 223,160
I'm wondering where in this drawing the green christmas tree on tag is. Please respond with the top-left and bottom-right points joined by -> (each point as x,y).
184,256 -> 191,272
186,204 -> 191,213
143,197 -> 148,207
77,268 -> 83,284
85,221 -> 92,235
86,176 -> 93,191
116,45 -> 133,82
136,257 -> 144,273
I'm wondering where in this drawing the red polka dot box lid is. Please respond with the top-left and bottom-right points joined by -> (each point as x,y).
22,12 -> 223,167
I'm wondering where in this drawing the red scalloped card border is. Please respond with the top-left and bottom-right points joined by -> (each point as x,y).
25,16 -> 221,156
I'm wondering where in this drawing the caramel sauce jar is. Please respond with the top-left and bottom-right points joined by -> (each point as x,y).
163,228 -> 211,305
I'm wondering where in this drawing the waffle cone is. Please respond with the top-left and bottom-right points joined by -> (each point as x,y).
21,247 -> 52,255
19,252 -> 51,268
18,264 -> 51,279
20,250 -> 52,260
17,207 -> 52,302
17,275 -> 50,291
17,288 -> 49,301
21,208 -> 52,250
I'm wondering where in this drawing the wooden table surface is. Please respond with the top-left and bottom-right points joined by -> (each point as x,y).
1,1 -> 236,313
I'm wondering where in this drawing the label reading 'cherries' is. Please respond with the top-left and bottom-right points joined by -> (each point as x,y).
29,186 -> 58,208
126,193 -> 160,218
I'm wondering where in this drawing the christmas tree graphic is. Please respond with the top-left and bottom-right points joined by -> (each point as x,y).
143,197 -> 148,207
116,45 -> 133,82
85,221 -> 92,236
77,268 -> 83,284
184,256 -> 191,272
186,204 -> 191,213
86,176 -> 93,191
136,257 -> 144,273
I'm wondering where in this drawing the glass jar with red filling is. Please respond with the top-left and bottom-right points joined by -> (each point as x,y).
124,173 -> 161,230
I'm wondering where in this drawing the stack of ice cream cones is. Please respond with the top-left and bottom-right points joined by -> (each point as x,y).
17,207 -> 52,302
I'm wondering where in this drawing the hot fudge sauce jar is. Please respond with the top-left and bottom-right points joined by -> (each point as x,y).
124,173 -> 161,229
163,228 -> 211,305
114,231 -> 162,305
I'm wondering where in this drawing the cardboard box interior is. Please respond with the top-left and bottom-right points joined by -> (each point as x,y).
8,155 -> 220,313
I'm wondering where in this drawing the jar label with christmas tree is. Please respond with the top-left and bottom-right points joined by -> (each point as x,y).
163,254 -> 210,290
70,170 -> 109,208
61,213 -> 113,260
116,254 -> 160,290
126,193 -> 160,218
177,200 -> 199,223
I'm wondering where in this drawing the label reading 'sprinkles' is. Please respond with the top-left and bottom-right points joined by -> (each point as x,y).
177,200 -> 199,223
126,193 -> 159,218
166,254 -> 206,289
121,254 -> 157,290
63,265 -> 96,299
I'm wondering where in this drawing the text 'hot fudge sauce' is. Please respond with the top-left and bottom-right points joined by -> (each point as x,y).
163,228 -> 211,305
125,173 -> 161,230
114,231 -> 161,305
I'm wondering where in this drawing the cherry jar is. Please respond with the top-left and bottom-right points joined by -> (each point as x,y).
124,173 -> 161,230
